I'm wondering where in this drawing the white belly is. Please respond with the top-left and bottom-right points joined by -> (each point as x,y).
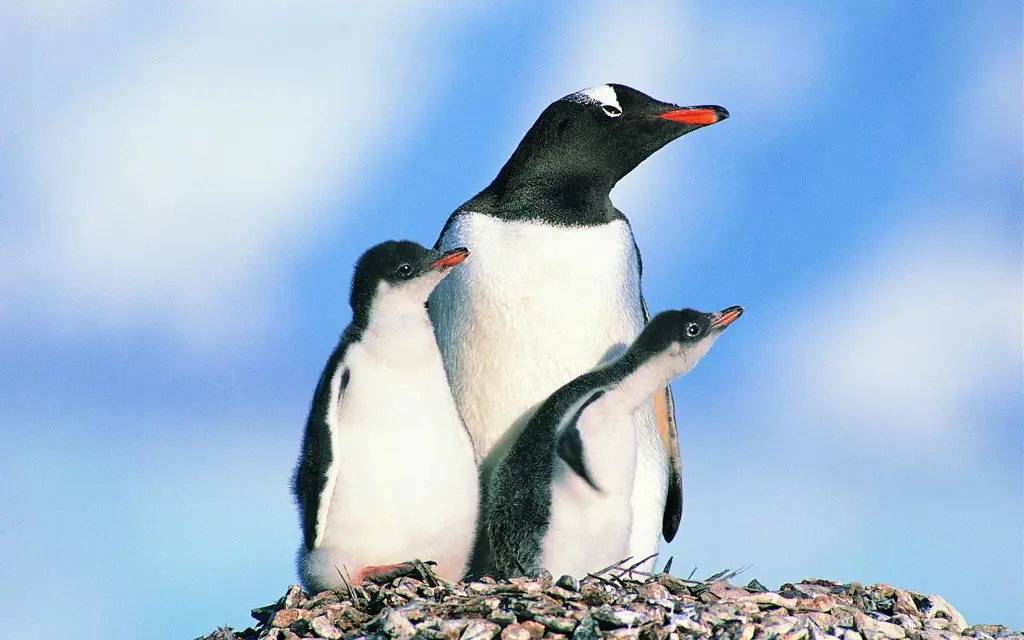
302,342 -> 479,588
542,399 -> 637,578
429,213 -> 668,566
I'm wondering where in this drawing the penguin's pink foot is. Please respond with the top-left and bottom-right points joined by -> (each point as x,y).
355,562 -> 421,585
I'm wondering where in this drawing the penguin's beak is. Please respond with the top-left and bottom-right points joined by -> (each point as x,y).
657,105 -> 730,126
709,305 -> 744,329
426,247 -> 470,271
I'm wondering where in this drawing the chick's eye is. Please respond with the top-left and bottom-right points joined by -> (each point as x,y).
601,104 -> 622,118
397,264 -> 413,277
685,322 -> 701,338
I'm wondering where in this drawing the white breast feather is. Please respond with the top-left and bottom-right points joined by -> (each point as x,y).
431,214 -> 648,465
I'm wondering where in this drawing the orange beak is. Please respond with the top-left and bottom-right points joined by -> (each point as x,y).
427,247 -> 470,270
710,305 -> 744,329
658,106 -> 729,126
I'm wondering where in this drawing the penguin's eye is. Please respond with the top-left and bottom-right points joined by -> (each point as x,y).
601,104 -> 622,118
396,264 -> 413,278
685,322 -> 702,338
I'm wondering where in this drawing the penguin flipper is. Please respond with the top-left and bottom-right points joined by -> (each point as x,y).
656,385 -> 683,541
556,423 -> 600,492
555,389 -> 607,491
294,334 -> 354,552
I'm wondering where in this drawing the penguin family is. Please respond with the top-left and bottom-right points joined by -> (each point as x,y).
291,84 -> 741,590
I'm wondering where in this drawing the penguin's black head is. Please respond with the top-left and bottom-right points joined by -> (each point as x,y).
349,240 -> 470,327
635,305 -> 743,370
493,84 -> 728,200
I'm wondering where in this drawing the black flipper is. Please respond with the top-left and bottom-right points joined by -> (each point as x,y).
555,390 -> 606,492
292,326 -> 359,551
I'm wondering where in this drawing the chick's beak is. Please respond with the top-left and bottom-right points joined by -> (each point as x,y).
710,305 -> 744,329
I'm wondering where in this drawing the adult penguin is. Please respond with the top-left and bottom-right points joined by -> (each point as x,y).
428,84 -> 728,570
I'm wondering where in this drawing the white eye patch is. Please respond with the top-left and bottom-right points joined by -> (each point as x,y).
565,84 -> 622,117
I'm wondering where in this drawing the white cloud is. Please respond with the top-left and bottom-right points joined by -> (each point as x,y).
760,208 -> 1021,459
1,2 -> 483,346
951,35 -> 1024,185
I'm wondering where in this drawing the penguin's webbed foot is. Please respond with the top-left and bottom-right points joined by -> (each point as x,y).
359,559 -> 438,585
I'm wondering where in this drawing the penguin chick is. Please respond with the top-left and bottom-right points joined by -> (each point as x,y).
486,305 -> 744,579
292,241 -> 480,592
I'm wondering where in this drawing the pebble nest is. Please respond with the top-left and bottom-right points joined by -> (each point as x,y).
198,564 -> 1020,640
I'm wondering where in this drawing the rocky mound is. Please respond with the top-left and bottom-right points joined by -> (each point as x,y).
198,563 -> 1020,640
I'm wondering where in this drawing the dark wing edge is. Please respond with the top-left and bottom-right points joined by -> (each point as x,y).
555,390 -> 607,492
656,385 -> 683,541
641,294 -> 683,542
292,333 -> 353,551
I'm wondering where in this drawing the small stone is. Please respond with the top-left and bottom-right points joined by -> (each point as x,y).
739,592 -> 799,610
792,584 -> 834,598
272,609 -> 310,628
569,613 -> 600,640
251,603 -> 279,625
408,610 -> 429,624
802,612 -> 836,631
667,614 -> 710,635
461,620 -> 502,640
555,575 -> 579,592
383,610 -> 417,639
656,573 -> 691,596
740,623 -> 757,640
521,620 -> 546,638
924,594 -> 968,633
534,616 -> 578,634
288,618 -> 312,637
893,591 -> 919,617
705,602 -> 751,624
580,582 -> 613,606
441,620 -> 472,640
636,582 -> 671,601
890,615 -> 921,631
799,595 -> 837,613
502,624 -> 533,640
489,610 -> 518,625
311,615 -> 343,640
924,620 -> 949,631
284,585 -> 305,609
971,625 -> 1011,636
592,607 -> 649,628
708,581 -> 750,600
780,629 -> 811,640
855,612 -> 906,639
844,631 -> 864,640
547,586 -> 583,601
762,619 -> 798,637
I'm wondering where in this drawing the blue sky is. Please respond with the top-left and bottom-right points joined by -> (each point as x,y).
1,2 -> 1021,639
